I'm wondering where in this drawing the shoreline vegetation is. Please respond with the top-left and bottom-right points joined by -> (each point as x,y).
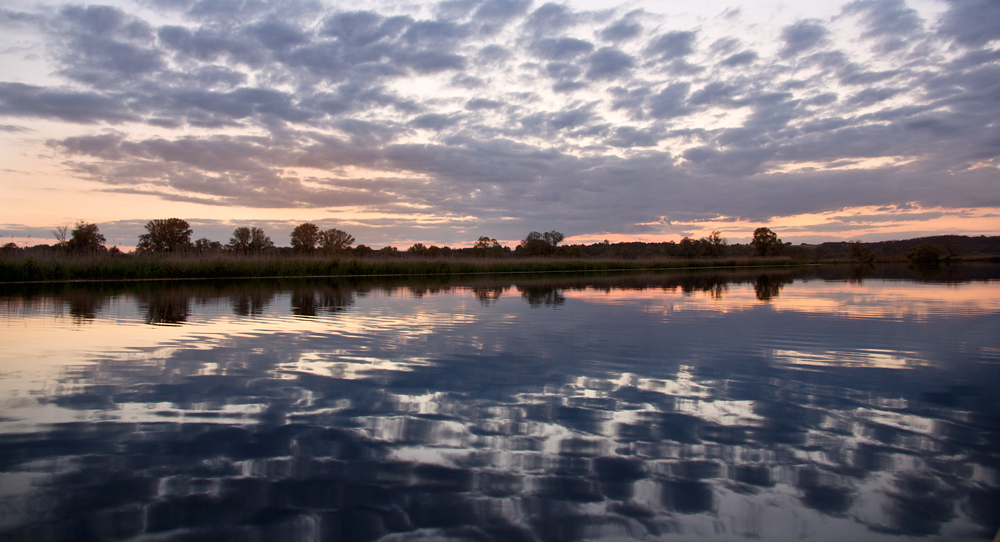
1,253 -> 814,284
2,251 -> 999,284
2,219 -> 998,283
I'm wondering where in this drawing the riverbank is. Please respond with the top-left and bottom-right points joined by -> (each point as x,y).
0,253 -> 819,283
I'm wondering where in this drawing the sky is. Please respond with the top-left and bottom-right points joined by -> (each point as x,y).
1,0 -> 998,249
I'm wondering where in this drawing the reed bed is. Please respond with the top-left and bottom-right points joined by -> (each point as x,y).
0,252 -> 807,283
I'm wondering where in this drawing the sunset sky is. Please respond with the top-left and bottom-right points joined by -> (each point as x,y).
1,0 -> 998,249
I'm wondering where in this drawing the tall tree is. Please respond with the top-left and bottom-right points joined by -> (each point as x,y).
66,222 -> 106,253
706,230 -> 727,257
751,227 -> 783,257
519,230 -> 564,256
542,231 -> 564,247
137,219 -> 193,252
228,227 -> 274,253
472,236 -> 504,257
290,223 -> 321,252
678,237 -> 697,258
320,228 -> 355,253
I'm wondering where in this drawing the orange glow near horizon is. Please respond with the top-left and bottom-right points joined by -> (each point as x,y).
568,204 -> 1000,246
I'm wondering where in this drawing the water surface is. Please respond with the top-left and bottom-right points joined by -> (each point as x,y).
1,267 -> 999,541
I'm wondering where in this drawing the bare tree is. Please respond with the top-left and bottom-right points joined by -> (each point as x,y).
52,225 -> 69,246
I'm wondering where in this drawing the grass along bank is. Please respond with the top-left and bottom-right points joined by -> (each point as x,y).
0,252 -> 810,283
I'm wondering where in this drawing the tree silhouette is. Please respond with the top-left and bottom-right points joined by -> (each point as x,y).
706,230 -> 727,257
290,223 -> 321,252
678,237 -> 697,258
473,236 -> 504,257
52,225 -> 69,246
906,243 -> 941,265
137,219 -> 193,252
519,231 -> 564,256
407,243 -> 428,256
320,228 -> 355,253
193,238 -> 223,254
66,222 -> 106,253
754,274 -> 791,301
751,227 -> 783,257
228,227 -> 274,253
848,241 -> 876,263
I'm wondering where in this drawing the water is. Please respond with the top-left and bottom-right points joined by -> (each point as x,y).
1,267 -> 999,541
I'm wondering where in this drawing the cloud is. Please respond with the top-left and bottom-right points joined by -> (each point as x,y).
606,126 -> 660,148
466,98 -> 505,110
608,86 -> 651,119
688,82 -> 737,107
844,0 -> 923,38
0,83 -> 139,124
846,87 -> 902,107
247,20 -> 308,52
780,21 -> 829,57
647,83 -> 691,119
473,0 -> 532,33
721,50 -> 758,67
599,19 -> 642,42
523,3 -> 577,37
586,47 -> 635,80
54,132 -> 126,158
937,0 -> 1000,47
646,31 -> 697,60
530,38 -> 595,60
683,146 -> 776,177
410,113 -> 462,131
53,5 -> 165,86
157,25 -> 264,66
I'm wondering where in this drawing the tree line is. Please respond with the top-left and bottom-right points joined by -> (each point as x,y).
4,220 -> 996,265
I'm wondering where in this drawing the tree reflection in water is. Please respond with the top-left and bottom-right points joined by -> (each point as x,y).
0,267 -> 999,541
139,291 -> 190,325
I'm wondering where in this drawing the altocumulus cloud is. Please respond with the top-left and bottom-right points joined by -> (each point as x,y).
0,0 -> 998,244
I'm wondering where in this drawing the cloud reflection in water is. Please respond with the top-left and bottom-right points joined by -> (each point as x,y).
0,267 -> 998,541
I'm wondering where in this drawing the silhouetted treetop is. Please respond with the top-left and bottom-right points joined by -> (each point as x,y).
137,219 -> 193,253
66,222 -> 106,253
290,223 -> 321,252
519,231 -> 564,256
320,228 -> 354,253
473,236 -> 504,257
752,227 -> 783,257
228,227 -> 274,253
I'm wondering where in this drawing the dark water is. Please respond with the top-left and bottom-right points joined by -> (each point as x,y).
1,266 -> 999,541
